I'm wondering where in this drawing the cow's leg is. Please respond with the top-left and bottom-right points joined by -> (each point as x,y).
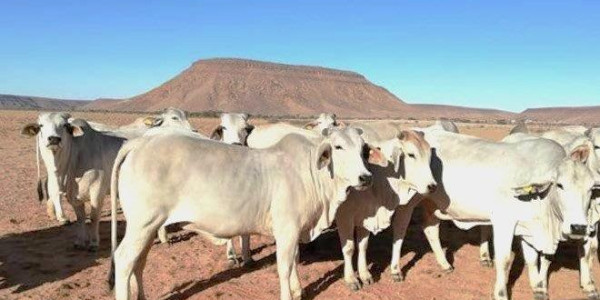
47,175 -> 68,224
68,197 -> 89,250
225,239 -> 239,268
521,239 -> 546,300
114,223 -> 159,300
539,254 -> 551,292
131,240 -> 152,300
274,230 -> 300,300
491,221 -> 516,300
290,243 -> 302,300
157,226 -> 168,244
580,238 -> 599,299
88,184 -> 105,252
337,218 -> 360,291
357,227 -> 373,286
480,226 -> 493,268
390,206 -> 414,282
240,234 -> 254,266
421,202 -> 453,272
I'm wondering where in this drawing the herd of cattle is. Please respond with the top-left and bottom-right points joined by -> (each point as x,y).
19,108 -> 600,300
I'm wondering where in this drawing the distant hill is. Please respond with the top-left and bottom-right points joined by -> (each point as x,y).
0,94 -> 88,110
84,58 -> 410,118
4,58 -> 598,124
407,104 -> 515,121
520,106 -> 600,125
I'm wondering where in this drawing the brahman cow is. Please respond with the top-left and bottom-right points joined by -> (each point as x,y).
477,125 -> 600,299
415,128 -> 596,300
22,113 -> 126,251
108,127 -> 385,300
335,128 -> 438,290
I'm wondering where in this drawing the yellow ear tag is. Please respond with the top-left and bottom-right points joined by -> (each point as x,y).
143,117 -> 155,127
523,185 -> 534,194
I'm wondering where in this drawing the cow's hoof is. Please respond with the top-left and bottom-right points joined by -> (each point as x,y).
361,276 -> 374,286
345,281 -> 361,291
443,266 -> 454,274
241,258 -> 256,268
533,291 -> 549,300
391,273 -> 404,282
480,259 -> 493,268
226,258 -> 240,269
587,290 -> 600,300
58,219 -> 71,226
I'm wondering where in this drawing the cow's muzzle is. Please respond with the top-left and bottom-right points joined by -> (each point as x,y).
571,224 -> 587,237
48,136 -> 61,146
354,174 -> 373,191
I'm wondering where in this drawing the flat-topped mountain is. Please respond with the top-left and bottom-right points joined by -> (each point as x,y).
84,58 -> 410,117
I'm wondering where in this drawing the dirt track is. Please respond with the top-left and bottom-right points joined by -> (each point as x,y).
0,110 -> 594,300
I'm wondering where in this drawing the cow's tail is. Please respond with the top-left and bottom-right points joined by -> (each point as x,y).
108,138 -> 143,290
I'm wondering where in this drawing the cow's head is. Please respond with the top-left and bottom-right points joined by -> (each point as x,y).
21,112 -> 83,153
514,150 -> 596,240
210,113 -> 254,146
143,107 -> 194,131
304,113 -> 344,131
380,130 -> 437,204
317,127 -> 384,192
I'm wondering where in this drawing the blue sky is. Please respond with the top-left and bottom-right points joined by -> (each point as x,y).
1,1 -> 598,112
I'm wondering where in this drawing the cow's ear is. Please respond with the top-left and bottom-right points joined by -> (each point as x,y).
245,124 -> 255,135
335,121 -> 347,128
66,124 -> 84,137
513,182 -> 552,197
354,127 -> 363,135
210,125 -> 223,141
21,123 -> 41,137
364,144 -> 387,167
304,121 -> 318,130
415,130 -> 425,138
316,142 -> 332,170
570,144 -> 590,163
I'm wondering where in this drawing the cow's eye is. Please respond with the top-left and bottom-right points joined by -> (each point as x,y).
408,153 -> 416,159
556,183 -> 564,190
171,117 -> 179,120
335,145 -> 343,150
594,145 -> 600,150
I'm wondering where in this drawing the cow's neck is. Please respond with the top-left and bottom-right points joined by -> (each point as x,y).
308,148 -> 348,235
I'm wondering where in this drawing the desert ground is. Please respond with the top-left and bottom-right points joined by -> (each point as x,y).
0,110 -> 595,300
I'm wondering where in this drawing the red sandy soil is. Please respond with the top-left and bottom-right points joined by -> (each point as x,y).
0,110 -> 595,300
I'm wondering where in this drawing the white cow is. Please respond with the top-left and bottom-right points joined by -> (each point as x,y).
108,127 -> 386,300
158,113 -> 256,267
22,113 -> 126,251
88,107 -> 194,139
477,125 -> 600,299
335,129 -> 438,290
35,108 -> 195,224
303,113 -> 343,132
415,129 -> 595,300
